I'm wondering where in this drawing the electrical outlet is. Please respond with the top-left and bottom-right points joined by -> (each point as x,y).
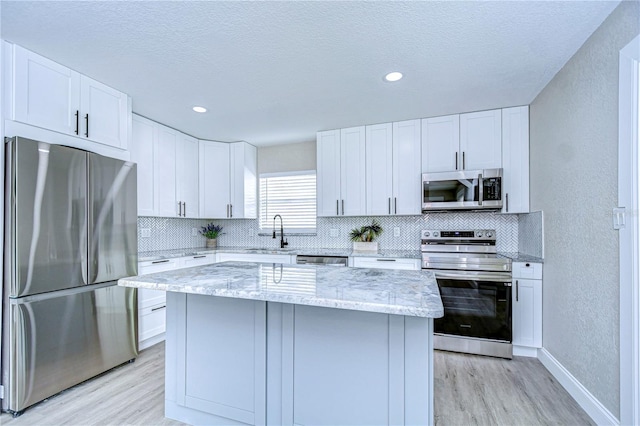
141,228 -> 151,238
330,228 -> 339,238
192,228 -> 198,237
393,227 -> 400,237
249,228 -> 255,237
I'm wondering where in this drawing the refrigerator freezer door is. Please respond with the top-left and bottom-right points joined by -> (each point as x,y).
4,283 -> 138,413
8,139 -> 88,297
87,153 -> 137,284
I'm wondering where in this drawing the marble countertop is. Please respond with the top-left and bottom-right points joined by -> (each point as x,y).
498,252 -> 544,263
138,247 -> 422,262
119,261 -> 443,318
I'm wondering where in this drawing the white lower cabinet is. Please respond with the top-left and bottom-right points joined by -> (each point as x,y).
351,257 -> 421,270
137,255 -> 217,349
512,262 -> 543,356
217,253 -> 294,264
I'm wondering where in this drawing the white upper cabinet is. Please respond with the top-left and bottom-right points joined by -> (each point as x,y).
229,142 -> 257,219
176,133 -> 199,218
131,115 -> 155,216
365,121 -> 420,216
155,126 -> 178,217
132,114 -> 199,218
10,44 -> 130,151
365,123 -> 393,215
13,45 -> 80,136
199,141 -> 231,219
80,76 -> 128,149
392,119 -> 422,215
340,127 -> 367,216
199,140 -> 256,219
316,130 -> 342,216
422,110 -> 501,173
459,109 -> 502,170
421,115 -> 459,173
501,106 -> 530,213
316,127 -> 366,217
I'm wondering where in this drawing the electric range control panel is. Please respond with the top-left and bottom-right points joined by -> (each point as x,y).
421,229 -> 496,241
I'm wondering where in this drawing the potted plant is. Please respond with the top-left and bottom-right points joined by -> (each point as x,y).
200,223 -> 224,248
349,220 -> 383,252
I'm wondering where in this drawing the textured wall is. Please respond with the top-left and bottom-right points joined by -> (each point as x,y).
138,212 -> 519,253
529,2 -> 639,417
257,141 -> 316,174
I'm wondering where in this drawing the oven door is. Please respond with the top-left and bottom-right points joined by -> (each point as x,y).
433,270 -> 512,342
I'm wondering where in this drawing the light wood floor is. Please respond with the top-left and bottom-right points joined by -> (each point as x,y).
0,344 -> 593,425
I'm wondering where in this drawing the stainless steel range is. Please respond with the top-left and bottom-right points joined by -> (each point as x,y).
421,229 -> 513,359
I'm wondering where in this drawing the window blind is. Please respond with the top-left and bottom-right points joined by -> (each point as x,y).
259,171 -> 317,233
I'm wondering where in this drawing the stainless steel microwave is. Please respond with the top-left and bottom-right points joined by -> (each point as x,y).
422,168 -> 503,212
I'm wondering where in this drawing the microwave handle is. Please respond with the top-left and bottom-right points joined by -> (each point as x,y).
478,173 -> 483,206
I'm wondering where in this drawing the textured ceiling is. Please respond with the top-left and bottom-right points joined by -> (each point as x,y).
0,1 -> 619,146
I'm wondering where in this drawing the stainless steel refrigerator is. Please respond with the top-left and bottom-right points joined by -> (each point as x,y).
1,137 -> 138,415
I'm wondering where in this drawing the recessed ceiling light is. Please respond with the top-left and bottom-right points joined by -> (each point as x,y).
384,71 -> 403,82
192,106 -> 207,113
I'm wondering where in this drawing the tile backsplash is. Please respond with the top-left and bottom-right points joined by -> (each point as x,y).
138,212 -> 521,253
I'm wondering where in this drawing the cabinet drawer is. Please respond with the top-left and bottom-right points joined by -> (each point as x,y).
139,303 -> 166,342
138,288 -> 166,310
139,258 -> 181,274
217,253 -> 293,264
512,262 -> 543,280
182,254 -> 216,268
352,257 -> 420,270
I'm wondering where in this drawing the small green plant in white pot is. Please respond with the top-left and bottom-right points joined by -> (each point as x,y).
349,220 -> 383,252
200,223 -> 224,248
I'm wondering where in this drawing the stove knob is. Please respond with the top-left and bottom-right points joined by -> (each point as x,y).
476,231 -> 483,238
433,231 -> 439,237
486,231 -> 494,238
424,231 -> 430,237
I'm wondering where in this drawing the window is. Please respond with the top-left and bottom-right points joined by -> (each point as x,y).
259,171 -> 316,233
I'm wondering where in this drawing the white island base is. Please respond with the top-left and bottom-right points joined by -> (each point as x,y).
164,292 -> 434,426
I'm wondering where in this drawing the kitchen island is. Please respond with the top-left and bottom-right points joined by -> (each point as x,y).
119,261 -> 443,426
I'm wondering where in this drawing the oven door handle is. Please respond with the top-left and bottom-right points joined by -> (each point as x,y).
433,270 -> 512,282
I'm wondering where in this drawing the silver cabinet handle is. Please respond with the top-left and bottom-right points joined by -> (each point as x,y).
75,110 -> 79,135
341,199 -> 344,215
152,259 -> 169,264
336,200 -> 339,216
516,279 -> 519,302
193,255 -> 206,259
183,201 -> 186,217
376,258 -> 396,262
394,197 -> 397,214
178,201 -> 182,217
230,204 -> 233,218
151,305 -> 166,312
85,113 -> 89,138
455,152 -> 458,170
506,193 -> 509,212
388,198 -> 391,214
462,151 -> 466,169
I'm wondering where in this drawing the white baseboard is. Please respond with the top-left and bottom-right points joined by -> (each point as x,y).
513,345 -> 538,357
538,348 -> 619,425
139,332 -> 166,351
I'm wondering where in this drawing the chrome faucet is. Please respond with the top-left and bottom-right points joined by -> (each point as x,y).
272,214 -> 288,249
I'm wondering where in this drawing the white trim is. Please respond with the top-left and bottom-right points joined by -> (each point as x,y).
538,348 -> 619,425
619,35 -> 640,426
139,332 -> 165,351
259,169 -> 316,179
512,345 -> 538,357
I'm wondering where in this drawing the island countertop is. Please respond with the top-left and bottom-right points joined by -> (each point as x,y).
119,261 -> 443,318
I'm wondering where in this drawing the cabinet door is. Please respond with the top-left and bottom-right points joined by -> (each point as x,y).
316,130 -> 341,217
131,115 -> 156,216
340,126 -> 366,216
366,123 -> 393,215
459,109 -> 502,170
176,133 -> 200,218
421,115 -> 459,173
199,141 -> 230,218
181,254 -> 216,268
155,126 -> 178,217
13,45 -> 81,136
512,278 -> 542,348
229,142 -> 257,219
393,119 -> 422,215
80,76 -> 128,149
501,106 -> 529,213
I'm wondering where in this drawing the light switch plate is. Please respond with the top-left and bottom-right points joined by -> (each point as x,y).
393,227 -> 400,237
192,228 -> 199,237
330,228 -> 339,238
249,228 -> 255,237
141,228 -> 151,238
